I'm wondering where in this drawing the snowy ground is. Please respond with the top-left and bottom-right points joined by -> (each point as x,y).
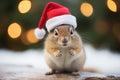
0,44 -> 120,75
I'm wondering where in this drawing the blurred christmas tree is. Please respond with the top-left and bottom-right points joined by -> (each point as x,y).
0,0 -> 120,52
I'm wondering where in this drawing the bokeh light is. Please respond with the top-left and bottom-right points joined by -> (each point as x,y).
80,2 -> 93,17
8,23 -> 22,39
26,29 -> 39,44
18,0 -> 32,14
107,0 -> 117,12
94,20 -> 109,35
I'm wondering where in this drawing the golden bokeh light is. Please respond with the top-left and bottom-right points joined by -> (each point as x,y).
18,0 -> 32,14
80,2 -> 93,17
107,0 -> 117,12
8,23 -> 22,39
26,29 -> 39,44
21,32 -> 30,45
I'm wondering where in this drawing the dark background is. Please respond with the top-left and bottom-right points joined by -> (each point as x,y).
0,0 -> 120,53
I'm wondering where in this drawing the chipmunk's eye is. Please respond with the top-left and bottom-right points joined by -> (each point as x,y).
54,29 -> 59,37
69,27 -> 74,36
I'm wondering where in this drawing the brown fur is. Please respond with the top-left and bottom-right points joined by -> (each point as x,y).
45,25 -> 82,55
44,24 -> 86,75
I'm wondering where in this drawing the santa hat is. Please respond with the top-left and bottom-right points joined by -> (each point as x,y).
34,2 -> 77,39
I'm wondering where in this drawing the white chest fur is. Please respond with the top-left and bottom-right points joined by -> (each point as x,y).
44,47 -> 84,72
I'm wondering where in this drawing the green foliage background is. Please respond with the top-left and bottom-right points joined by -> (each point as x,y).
0,0 -> 120,52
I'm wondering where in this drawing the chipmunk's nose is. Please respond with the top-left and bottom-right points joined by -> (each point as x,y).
62,38 -> 68,44
60,37 -> 69,46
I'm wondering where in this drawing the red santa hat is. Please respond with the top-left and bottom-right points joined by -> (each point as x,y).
34,2 -> 77,39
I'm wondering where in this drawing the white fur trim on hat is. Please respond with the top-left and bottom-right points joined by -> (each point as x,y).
34,28 -> 46,39
46,15 -> 77,32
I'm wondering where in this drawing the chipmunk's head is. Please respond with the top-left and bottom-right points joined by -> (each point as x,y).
49,24 -> 75,47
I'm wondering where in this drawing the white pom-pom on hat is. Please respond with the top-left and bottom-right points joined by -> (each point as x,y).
34,28 -> 46,39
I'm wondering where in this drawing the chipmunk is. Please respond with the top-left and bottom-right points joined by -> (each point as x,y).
44,24 -> 86,75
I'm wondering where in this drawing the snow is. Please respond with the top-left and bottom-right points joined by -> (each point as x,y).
0,44 -> 120,75
84,45 -> 120,75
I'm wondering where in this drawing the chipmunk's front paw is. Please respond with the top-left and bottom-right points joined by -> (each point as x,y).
70,52 -> 75,56
54,50 -> 62,57
69,50 -> 76,56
